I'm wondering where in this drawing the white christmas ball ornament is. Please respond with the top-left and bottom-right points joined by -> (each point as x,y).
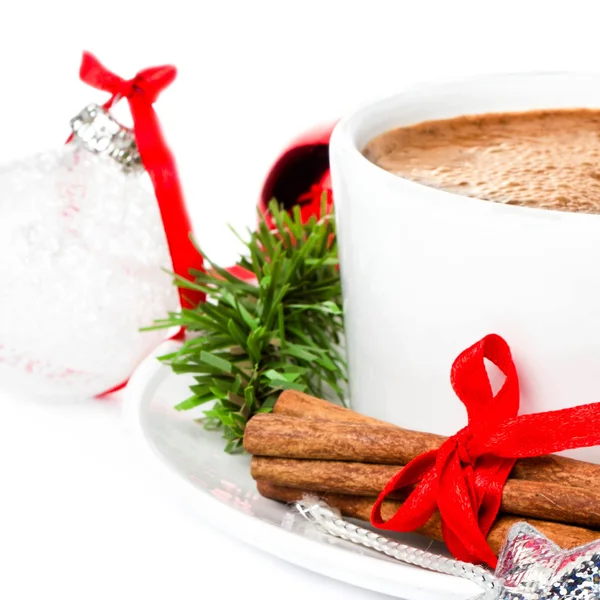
0,111 -> 179,397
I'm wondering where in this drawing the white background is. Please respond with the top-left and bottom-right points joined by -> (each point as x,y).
1,1 -> 600,598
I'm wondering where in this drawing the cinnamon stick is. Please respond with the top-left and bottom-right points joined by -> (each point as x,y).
244,414 -> 432,462
257,481 -> 600,554
252,456 -> 600,529
264,390 -> 600,488
274,390 -> 391,426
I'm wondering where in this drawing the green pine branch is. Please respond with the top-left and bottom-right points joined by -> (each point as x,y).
151,198 -> 347,453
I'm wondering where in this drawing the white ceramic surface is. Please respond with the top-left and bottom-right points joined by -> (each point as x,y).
330,72 -> 600,463
124,342 -> 481,600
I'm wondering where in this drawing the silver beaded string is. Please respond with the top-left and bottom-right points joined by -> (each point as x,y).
294,496 -> 505,599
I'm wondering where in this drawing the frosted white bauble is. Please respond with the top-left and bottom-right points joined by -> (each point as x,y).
0,144 -> 179,397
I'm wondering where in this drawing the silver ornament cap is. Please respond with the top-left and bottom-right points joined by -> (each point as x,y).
70,104 -> 142,171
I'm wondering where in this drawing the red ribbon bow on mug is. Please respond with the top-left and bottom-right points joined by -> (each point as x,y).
371,334 -> 600,568
78,52 -> 204,309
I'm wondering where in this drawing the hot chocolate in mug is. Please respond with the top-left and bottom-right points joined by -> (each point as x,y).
330,72 -> 600,464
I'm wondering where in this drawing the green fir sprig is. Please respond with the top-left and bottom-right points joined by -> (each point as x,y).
151,198 -> 347,453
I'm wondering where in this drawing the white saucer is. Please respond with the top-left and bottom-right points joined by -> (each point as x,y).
124,341 -> 481,600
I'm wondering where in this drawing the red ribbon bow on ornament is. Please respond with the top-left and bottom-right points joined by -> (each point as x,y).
78,52 -> 204,309
372,334 -> 600,568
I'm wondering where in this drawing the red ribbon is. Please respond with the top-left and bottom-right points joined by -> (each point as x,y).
371,334 -> 600,568
78,52 -> 204,310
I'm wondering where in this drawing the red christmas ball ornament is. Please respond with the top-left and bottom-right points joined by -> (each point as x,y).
227,123 -> 335,282
258,122 -> 335,225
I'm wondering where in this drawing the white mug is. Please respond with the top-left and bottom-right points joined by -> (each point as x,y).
330,72 -> 600,463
